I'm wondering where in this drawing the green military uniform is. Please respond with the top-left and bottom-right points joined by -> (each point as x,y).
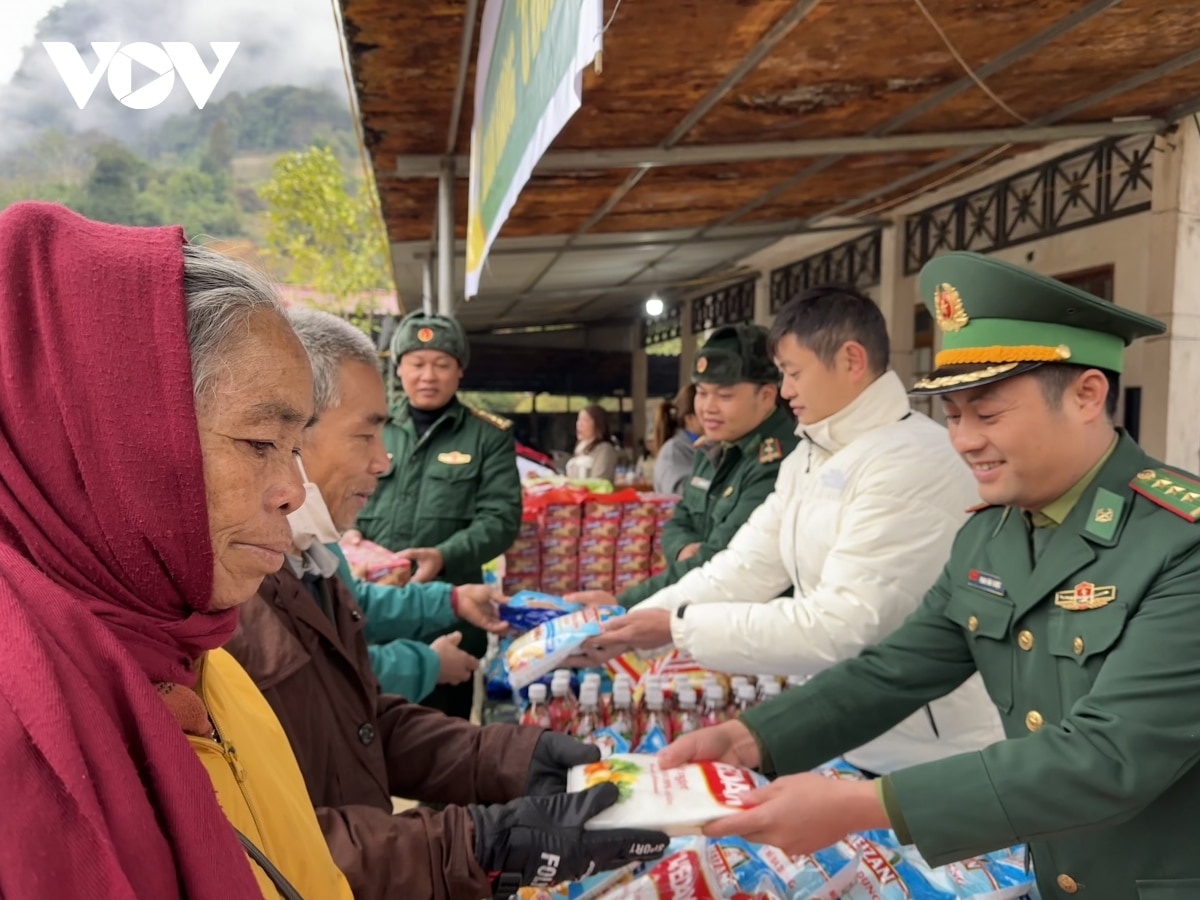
739,252 -> 1197,899
620,324 -> 798,607
356,312 -> 521,716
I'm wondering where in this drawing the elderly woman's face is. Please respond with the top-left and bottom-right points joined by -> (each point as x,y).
196,311 -> 313,610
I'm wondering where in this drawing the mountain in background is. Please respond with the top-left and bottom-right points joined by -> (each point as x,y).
0,85 -> 362,247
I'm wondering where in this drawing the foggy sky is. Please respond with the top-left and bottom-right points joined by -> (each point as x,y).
0,0 -> 349,152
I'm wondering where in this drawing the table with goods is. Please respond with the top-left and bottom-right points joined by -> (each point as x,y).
474,484 -> 1041,900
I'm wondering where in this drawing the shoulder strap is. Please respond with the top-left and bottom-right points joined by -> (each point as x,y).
235,829 -> 305,900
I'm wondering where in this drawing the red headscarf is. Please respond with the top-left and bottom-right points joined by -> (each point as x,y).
0,203 -> 265,898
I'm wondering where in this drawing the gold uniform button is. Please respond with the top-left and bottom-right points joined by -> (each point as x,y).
1017,630 -> 1034,651
1025,710 -> 1044,733
967,615 -> 979,632
1073,636 -> 1085,655
1057,873 -> 1079,894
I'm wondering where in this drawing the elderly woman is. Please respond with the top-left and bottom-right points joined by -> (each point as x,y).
0,203 -> 351,899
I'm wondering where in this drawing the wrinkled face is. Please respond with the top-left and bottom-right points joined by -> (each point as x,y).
693,381 -> 777,443
196,311 -> 313,610
941,373 -> 1096,510
300,360 -> 391,531
399,349 -> 462,410
774,334 -> 861,426
577,409 -> 598,442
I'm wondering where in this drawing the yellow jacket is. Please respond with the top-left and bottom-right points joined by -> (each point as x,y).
190,649 -> 353,900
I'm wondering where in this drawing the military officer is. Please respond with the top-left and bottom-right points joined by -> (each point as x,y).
569,323 -> 797,642
660,251 -> 1200,899
348,311 -> 521,718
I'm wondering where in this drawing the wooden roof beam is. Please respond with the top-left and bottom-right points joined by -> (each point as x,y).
394,119 -> 1162,177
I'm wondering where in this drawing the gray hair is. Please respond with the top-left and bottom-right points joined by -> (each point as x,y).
183,243 -> 285,409
285,307 -> 379,415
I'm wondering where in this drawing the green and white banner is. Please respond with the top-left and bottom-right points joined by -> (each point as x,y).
465,0 -> 603,297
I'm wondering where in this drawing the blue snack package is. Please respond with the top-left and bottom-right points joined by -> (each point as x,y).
845,832 -> 955,900
634,721 -> 669,754
504,606 -> 624,689
846,832 -> 1034,900
712,837 -> 859,900
501,591 -> 584,632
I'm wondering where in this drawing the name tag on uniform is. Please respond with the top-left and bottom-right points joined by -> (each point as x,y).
968,569 -> 1006,597
690,476 -> 711,492
437,451 -> 472,465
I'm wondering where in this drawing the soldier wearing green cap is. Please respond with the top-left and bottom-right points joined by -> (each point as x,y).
570,323 -> 798,615
348,311 -> 521,718
657,251 -> 1200,899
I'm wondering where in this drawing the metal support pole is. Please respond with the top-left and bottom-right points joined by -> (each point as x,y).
437,159 -> 455,316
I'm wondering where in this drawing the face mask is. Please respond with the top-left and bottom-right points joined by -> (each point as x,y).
287,454 -> 341,551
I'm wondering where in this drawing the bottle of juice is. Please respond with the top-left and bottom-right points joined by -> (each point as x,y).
700,683 -> 728,728
520,683 -> 552,729
785,674 -> 808,691
672,685 -> 700,736
548,674 -> 577,733
636,683 -> 671,753
756,675 -> 781,701
573,683 -> 601,741
735,682 -> 758,715
760,679 -> 782,703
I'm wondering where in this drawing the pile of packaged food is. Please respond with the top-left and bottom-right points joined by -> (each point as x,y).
492,599 -> 1039,900
504,488 -> 678,595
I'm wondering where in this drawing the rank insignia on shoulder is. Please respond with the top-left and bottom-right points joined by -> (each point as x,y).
437,451 -> 472,465
1055,581 -> 1116,611
1130,467 -> 1200,522
967,569 -> 1005,597
758,437 -> 783,464
469,407 -> 513,431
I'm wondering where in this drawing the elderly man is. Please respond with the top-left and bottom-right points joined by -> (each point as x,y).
227,309 -> 667,900
349,311 -> 521,719
663,253 -> 1196,899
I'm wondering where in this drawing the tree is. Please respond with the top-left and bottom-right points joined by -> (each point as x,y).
258,145 -> 392,309
79,143 -> 154,226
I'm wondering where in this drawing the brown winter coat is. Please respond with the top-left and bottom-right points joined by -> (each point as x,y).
226,566 -> 543,900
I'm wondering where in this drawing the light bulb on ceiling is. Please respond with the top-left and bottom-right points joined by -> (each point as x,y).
645,295 -> 664,317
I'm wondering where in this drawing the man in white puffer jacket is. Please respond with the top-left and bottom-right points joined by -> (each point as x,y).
584,285 -> 1003,774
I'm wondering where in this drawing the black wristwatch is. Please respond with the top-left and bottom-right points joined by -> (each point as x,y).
675,602 -> 689,620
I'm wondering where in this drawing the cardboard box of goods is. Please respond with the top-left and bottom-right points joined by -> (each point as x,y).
616,533 -> 652,555
541,573 -> 579,594
579,572 -> 615,593
621,516 -> 656,538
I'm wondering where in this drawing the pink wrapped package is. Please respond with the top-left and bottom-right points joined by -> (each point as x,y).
339,538 -> 413,584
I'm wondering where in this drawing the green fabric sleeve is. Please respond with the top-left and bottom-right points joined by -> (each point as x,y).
367,639 -> 441,702
878,777 -> 913,844
328,543 -> 456,644
891,542 -> 1200,866
737,568 -> 976,777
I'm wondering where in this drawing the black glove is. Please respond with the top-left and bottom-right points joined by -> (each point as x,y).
525,730 -> 601,796
470,782 -> 669,898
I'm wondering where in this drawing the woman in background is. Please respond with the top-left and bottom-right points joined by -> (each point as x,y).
652,384 -> 700,496
566,404 -> 618,484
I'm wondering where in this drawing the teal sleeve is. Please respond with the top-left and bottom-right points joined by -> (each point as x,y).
328,543 -> 456,643
436,428 -> 521,581
367,639 -> 441,702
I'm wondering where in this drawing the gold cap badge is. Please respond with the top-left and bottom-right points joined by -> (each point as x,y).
417,327 -> 434,343
696,356 -> 708,373
935,283 -> 969,332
